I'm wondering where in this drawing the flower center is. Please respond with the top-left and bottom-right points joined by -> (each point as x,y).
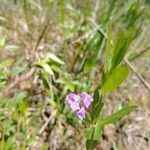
74,96 -> 84,107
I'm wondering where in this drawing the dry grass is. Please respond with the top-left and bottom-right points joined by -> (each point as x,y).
0,0 -> 149,149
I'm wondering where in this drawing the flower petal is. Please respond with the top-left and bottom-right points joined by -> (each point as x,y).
79,92 -> 93,109
68,93 -> 80,102
81,92 -> 93,102
68,100 -> 80,111
76,107 -> 86,120
83,98 -> 91,109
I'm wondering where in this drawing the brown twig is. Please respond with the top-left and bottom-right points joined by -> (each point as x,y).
128,46 -> 150,61
38,110 -> 56,136
124,58 -> 150,91
33,22 -> 49,51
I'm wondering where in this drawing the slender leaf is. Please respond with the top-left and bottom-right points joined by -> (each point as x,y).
93,88 -> 100,107
59,0 -> 65,26
42,63 -> 54,75
111,30 -> 132,70
91,97 -> 104,122
36,62 -> 54,76
101,65 -> 129,93
93,123 -> 102,140
102,0 -> 117,25
124,1 -> 142,29
105,26 -> 112,74
99,105 -> 137,126
46,53 -> 65,65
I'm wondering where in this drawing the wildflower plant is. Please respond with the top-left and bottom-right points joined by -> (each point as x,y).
0,0 -> 147,149
66,28 -> 138,150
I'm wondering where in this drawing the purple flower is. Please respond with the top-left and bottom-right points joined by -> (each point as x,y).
79,92 -> 93,109
66,92 -> 93,120
76,107 -> 86,120
67,93 -> 80,111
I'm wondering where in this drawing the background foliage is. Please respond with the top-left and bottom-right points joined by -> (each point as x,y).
0,0 -> 149,149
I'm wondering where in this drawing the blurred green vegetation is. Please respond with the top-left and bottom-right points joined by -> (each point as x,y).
0,0 -> 149,149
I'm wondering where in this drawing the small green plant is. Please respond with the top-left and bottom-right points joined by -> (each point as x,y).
66,28 -> 138,150
0,0 -> 148,149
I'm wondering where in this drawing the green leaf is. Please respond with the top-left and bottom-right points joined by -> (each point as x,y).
0,36 -> 6,48
91,100 -> 104,122
59,0 -> 65,26
12,91 -> 27,105
50,63 -> 62,73
10,66 -> 25,76
91,90 -> 103,122
93,123 -> 103,140
4,135 -> 15,150
105,26 -> 112,74
83,58 -> 95,74
99,105 -> 137,126
85,126 -> 94,139
111,30 -> 132,70
43,63 -> 54,75
124,1 -> 142,29
36,62 -> 54,75
101,65 -> 129,93
93,88 -> 100,107
0,59 -> 13,69
47,53 -> 65,65
102,0 -> 117,25
86,139 -> 97,150
39,70 -> 50,90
